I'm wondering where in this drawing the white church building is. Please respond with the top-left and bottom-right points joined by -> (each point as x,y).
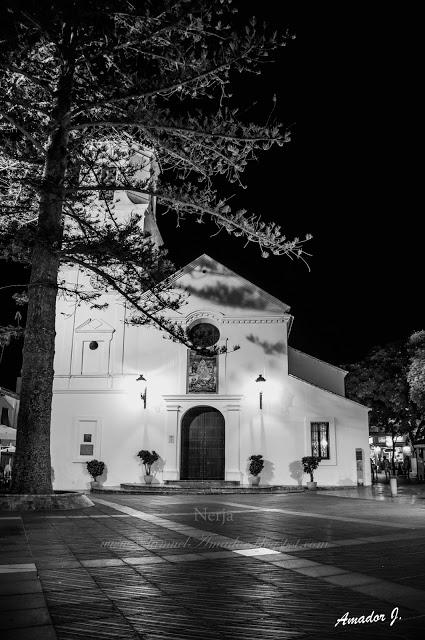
50,156 -> 370,491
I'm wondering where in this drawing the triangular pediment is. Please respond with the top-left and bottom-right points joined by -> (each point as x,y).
169,254 -> 290,316
75,318 -> 115,333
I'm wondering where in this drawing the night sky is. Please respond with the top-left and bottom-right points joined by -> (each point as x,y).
0,3 -> 422,390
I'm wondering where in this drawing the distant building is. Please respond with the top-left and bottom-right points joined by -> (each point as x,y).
0,387 -> 18,469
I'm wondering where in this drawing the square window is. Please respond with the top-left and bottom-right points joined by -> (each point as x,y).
83,434 -> 92,443
80,444 -> 94,456
311,422 -> 330,460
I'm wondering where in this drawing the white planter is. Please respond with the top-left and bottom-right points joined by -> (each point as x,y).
390,476 -> 397,497
307,481 -> 317,490
144,475 -> 153,485
251,475 -> 261,486
90,480 -> 100,490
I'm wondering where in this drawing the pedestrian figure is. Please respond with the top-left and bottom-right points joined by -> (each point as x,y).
403,456 -> 411,481
383,457 -> 390,481
4,461 -> 12,487
370,458 -> 378,482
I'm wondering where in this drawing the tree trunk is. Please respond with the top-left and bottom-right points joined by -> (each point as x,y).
12,44 -> 75,494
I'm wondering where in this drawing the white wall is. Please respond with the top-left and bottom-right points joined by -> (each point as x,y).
51,256 -> 370,490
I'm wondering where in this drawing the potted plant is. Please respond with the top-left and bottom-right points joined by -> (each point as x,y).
137,450 -> 159,484
302,456 -> 320,490
249,454 -> 264,486
86,459 -> 105,490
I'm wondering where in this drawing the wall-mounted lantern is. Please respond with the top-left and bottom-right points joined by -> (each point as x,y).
255,374 -> 266,410
136,374 -> 147,409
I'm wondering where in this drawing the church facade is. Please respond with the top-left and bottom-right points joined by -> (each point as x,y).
51,255 -> 370,490
50,154 -> 370,490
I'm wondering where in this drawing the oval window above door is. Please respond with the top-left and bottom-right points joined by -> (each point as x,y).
188,323 -> 220,348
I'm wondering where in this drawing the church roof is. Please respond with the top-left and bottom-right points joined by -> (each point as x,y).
169,254 -> 291,314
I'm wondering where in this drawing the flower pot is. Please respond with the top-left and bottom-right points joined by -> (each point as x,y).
90,480 -> 100,490
306,481 -> 317,490
251,475 -> 261,486
144,475 -> 153,485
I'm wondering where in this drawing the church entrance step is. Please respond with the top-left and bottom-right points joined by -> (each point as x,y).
92,484 -> 305,495
163,480 -> 240,488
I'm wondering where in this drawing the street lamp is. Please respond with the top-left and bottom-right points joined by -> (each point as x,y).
255,374 -> 266,410
136,374 -> 147,409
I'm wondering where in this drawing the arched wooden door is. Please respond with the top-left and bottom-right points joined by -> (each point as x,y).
181,406 -> 225,480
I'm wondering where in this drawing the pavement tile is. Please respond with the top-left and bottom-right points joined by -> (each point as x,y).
0,593 -> 46,611
48,601 -> 117,625
80,558 -> 124,568
122,555 -> 166,565
0,580 -> 43,596
54,616 -> 140,639
199,550 -> 237,560
351,581 -> 425,614
0,607 -> 51,630
0,564 -> 36,573
324,572 -> 380,587
161,553 -> 205,562
4,625 -> 57,640
293,565 -> 348,578
272,558 -> 320,569
3,492 -> 425,638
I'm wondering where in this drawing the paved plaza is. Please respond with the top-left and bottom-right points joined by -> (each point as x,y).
1,491 -> 425,639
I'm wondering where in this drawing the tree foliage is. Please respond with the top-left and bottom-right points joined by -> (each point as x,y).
407,330 -> 425,411
0,0 -> 305,493
345,336 -> 425,461
1,0 -> 307,339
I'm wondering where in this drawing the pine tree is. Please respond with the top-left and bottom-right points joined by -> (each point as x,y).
0,0 -> 307,493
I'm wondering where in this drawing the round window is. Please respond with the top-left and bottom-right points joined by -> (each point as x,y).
89,341 -> 99,350
188,323 -> 220,348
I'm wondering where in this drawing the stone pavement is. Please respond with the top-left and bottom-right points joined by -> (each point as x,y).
1,492 -> 425,639
319,479 -> 425,503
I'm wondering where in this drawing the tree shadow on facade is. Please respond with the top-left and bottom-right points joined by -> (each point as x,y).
289,459 -> 303,486
261,458 -> 275,484
246,334 -> 286,355
183,282 -> 270,311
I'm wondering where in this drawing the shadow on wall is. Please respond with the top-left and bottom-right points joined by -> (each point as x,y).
246,334 -> 286,355
261,458 -> 275,484
184,283 -> 269,311
98,463 -> 108,485
153,456 -> 166,484
289,460 -> 303,486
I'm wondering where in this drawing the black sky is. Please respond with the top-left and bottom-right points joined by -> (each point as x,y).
0,3 -> 423,390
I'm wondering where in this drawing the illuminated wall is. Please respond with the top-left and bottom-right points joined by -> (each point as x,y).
50,254 -> 370,490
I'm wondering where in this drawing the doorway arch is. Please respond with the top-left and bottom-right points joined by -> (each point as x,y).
180,406 -> 225,480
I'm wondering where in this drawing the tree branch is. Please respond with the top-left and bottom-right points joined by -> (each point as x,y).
77,51 -> 252,113
0,110 -> 45,155
2,63 -> 53,92
70,121 -> 283,145
0,284 -> 28,292
70,256 -> 189,345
